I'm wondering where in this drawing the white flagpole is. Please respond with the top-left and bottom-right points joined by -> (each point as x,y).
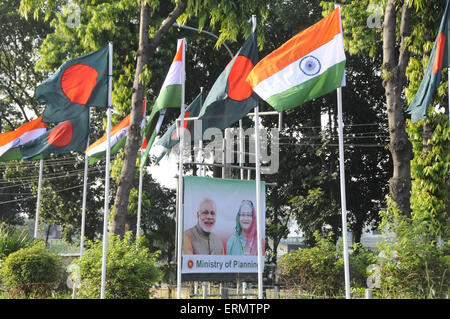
80,108 -> 91,256
239,119 -> 244,180
137,108 -> 167,239
334,3 -> 351,299
136,98 -> 147,240
199,87 -> 206,177
448,67 -> 450,123
337,86 -> 351,299
251,15 -> 264,300
254,105 -> 264,300
177,38 -> 186,299
100,42 -> 113,299
136,165 -> 144,239
34,158 -> 44,238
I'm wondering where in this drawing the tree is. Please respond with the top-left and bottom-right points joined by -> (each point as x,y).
0,0 -> 50,127
138,172 -> 177,282
404,0 -> 449,230
18,0 -> 269,239
72,232 -> 161,299
322,0 -> 417,217
0,0 -> 51,225
382,0 -> 413,217
261,0 -> 391,247
112,0 -> 269,236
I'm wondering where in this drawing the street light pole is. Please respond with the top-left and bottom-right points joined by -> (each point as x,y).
173,22 -> 234,59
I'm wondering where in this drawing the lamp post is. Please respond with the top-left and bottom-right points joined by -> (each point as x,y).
173,22 -> 234,58
172,23 -> 235,299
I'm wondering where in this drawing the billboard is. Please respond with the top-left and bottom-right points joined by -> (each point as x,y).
182,176 -> 265,281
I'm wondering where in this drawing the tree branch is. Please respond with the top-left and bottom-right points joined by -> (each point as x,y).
397,1 -> 411,87
382,0 -> 397,84
145,0 -> 189,59
3,86 -> 30,122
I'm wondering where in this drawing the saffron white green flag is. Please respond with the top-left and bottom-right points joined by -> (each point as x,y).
0,117 -> 47,157
85,103 -> 145,164
141,38 -> 185,169
0,117 -> 47,161
246,7 -> 346,112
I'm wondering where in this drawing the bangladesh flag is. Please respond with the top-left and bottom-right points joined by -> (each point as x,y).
407,1 -> 450,123
20,109 -> 90,159
35,45 -> 109,123
154,91 -> 203,163
0,147 -> 34,162
85,101 -> 146,165
197,32 -> 258,131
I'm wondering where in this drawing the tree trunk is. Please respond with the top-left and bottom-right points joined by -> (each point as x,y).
45,224 -> 51,244
111,0 -> 188,236
382,0 -> 413,217
352,220 -> 363,245
271,237 -> 280,266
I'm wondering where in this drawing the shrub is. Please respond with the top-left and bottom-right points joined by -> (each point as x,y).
72,232 -> 161,299
377,199 -> 450,299
0,222 -> 38,261
0,242 -> 62,298
278,232 -> 375,297
376,114 -> 450,298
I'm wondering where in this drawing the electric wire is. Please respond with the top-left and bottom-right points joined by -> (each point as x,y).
0,165 -> 106,185
0,179 -> 104,206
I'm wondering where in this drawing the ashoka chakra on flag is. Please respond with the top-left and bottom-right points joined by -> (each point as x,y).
246,7 -> 346,112
299,56 -> 321,76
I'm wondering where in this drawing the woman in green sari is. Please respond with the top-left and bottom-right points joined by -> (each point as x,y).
226,200 -> 258,255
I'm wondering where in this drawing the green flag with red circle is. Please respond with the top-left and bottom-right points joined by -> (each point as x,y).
407,0 -> 450,122
197,32 -> 258,131
35,46 -> 109,123
19,109 -> 89,159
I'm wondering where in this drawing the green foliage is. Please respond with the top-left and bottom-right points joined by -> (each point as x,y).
0,242 -> 62,298
376,114 -> 449,298
261,0 -> 390,249
0,0 -> 50,126
15,0 -> 271,243
405,0 -> 448,109
408,114 -> 449,232
72,232 -> 161,299
2,154 -> 106,242
291,188 -> 340,246
377,198 -> 449,298
180,0 -> 268,50
0,0 -> 52,224
321,0 -> 383,57
321,0 -> 431,58
0,223 -> 38,261
278,232 -> 375,297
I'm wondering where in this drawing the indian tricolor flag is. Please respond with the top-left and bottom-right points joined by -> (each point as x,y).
151,39 -> 184,113
0,117 -> 47,161
140,38 -> 185,169
85,102 -> 145,165
246,7 -> 346,112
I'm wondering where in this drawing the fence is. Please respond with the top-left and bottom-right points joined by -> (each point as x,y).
1,281 -> 371,299
163,282 -> 349,299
